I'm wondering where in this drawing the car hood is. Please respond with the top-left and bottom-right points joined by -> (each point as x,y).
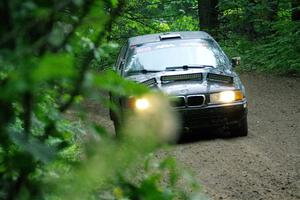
126,68 -> 241,96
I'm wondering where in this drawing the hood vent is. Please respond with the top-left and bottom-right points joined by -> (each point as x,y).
141,78 -> 157,87
161,73 -> 202,83
207,73 -> 234,84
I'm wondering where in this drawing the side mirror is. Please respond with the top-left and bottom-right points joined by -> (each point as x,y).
232,57 -> 241,68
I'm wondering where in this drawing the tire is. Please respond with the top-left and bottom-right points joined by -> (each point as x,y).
109,106 -> 122,137
113,119 -> 121,137
230,117 -> 248,137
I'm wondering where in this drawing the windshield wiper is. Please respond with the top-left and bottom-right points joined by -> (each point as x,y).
127,69 -> 162,75
165,65 -> 214,71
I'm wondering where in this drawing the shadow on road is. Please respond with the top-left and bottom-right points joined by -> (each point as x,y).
177,128 -> 237,144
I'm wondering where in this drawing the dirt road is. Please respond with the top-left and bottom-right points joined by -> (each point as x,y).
167,73 -> 300,200
87,73 -> 300,200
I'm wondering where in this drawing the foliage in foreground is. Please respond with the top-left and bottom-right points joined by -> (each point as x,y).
0,0 -> 202,199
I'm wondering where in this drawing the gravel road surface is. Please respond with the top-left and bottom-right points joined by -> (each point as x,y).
85,73 -> 300,200
168,73 -> 300,200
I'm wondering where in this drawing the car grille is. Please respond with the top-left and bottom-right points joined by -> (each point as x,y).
161,73 -> 202,82
170,95 -> 205,108
187,95 -> 205,107
207,73 -> 233,84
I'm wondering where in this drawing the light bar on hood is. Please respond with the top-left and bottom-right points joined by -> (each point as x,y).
141,78 -> 157,87
207,73 -> 234,84
161,73 -> 203,82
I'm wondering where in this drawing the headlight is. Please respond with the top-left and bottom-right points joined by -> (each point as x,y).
210,90 -> 243,104
135,98 -> 150,110
128,97 -> 151,111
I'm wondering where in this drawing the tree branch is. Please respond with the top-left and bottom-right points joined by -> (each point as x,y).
51,0 -> 95,53
41,0 -> 126,141
0,0 -> 73,48
59,0 -> 126,113
22,92 -> 33,136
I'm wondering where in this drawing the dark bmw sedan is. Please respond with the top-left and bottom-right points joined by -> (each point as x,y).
110,31 -> 248,137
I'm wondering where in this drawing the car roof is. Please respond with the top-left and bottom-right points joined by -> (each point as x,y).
128,31 -> 213,46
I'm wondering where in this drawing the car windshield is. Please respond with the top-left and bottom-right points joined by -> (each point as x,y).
124,39 -> 229,76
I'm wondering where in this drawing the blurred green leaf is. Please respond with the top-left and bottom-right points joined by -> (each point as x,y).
32,53 -> 75,82
89,70 -> 149,96
10,132 -> 56,163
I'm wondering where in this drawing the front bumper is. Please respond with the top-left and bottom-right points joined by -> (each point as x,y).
176,101 -> 247,129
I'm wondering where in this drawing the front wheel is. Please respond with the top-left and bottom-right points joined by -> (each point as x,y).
113,119 -> 121,137
109,106 -> 123,138
229,117 -> 248,137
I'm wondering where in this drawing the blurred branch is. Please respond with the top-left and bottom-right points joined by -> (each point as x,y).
0,0 -> 73,48
28,0 -> 96,55
0,0 -> 14,48
41,0 -> 126,141
51,0 -> 95,53
4,1 -> 126,199
59,0 -> 126,113
7,172 -> 28,200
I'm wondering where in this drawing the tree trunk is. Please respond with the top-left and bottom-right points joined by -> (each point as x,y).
0,0 -> 14,48
292,0 -> 300,21
244,0 -> 257,39
266,0 -> 278,21
198,0 -> 219,34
